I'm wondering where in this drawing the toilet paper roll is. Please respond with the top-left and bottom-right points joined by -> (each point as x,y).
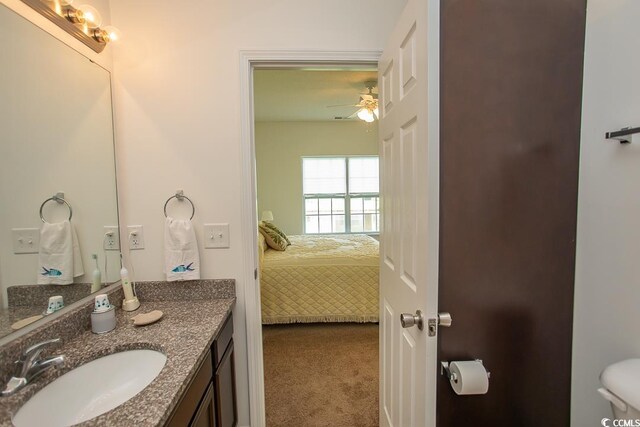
449,361 -> 489,395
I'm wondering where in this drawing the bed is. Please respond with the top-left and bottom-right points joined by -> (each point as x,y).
259,234 -> 379,324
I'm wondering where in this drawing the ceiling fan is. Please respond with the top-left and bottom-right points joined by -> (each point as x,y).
327,81 -> 379,123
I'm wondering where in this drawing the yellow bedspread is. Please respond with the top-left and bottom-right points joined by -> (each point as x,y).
260,234 -> 379,324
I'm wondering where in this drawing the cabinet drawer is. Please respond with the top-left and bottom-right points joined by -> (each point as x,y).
213,314 -> 233,366
167,351 -> 214,427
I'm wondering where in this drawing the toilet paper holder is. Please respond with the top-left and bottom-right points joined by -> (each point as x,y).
441,360 -> 491,384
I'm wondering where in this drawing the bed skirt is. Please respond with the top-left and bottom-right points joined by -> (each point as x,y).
260,264 -> 379,324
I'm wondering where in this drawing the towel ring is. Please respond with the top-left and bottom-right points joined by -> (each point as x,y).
164,191 -> 195,220
40,193 -> 72,223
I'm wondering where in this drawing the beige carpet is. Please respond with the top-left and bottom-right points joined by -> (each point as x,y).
262,323 -> 379,427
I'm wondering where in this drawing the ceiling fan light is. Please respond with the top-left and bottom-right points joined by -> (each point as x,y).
357,108 -> 374,122
373,106 -> 379,118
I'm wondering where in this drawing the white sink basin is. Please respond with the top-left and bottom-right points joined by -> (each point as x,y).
13,349 -> 167,427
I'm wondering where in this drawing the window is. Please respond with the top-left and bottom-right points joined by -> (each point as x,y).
303,156 -> 379,234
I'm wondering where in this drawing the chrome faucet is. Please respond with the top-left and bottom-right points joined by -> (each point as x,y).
1,338 -> 65,397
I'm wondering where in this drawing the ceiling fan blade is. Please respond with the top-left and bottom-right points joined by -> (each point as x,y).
347,109 -> 360,119
326,103 -> 362,108
334,109 -> 361,120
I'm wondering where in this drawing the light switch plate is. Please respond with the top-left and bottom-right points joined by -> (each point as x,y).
204,223 -> 230,248
12,228 -> 40,254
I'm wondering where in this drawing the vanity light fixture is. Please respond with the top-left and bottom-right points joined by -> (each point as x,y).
19,0 -> 120,53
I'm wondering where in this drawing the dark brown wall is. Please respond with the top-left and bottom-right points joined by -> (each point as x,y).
437,1 -> 586,426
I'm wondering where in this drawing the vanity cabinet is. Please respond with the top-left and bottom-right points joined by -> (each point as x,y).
167,313 -> 237,427
215,339 -> 236,427
191,384 -> 216,427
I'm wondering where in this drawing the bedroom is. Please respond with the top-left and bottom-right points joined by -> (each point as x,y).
253,68 -> 381,425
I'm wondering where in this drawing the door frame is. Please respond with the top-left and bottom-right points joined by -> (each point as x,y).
239,49 -> 382,427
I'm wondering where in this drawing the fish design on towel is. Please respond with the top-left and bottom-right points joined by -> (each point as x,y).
41,267 -> 63,277
171,262 -> 195,273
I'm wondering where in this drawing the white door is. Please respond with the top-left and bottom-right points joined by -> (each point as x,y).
378,0 -> 440,426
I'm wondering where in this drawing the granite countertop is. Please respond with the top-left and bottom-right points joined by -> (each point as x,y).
0,307 -> 48,339
0,297 -> 235,426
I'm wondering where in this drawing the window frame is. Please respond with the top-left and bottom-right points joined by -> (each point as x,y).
302,155 -> 380,235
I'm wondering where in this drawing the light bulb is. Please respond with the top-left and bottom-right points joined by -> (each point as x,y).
102,26 -> 122,42
373,107 -> 379,118
76,5 -> 102,27
357,108 -> 375,123
357,108 -> 370,121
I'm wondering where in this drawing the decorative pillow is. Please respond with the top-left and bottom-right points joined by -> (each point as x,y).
258,233 -> 266,267
260,221 -> 291,245
259,223 -> 288,251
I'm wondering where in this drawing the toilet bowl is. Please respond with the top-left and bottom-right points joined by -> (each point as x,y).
599,358 -> 640,421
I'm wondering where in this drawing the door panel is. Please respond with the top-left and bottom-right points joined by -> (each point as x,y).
437,1 -> 586,426
379,1 -> 440,426
400,119 -> 418,289
399,330 -> 417,426
382,301 -> 395,425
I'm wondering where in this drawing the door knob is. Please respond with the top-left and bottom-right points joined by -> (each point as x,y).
400,310 -> 423,330
427,312 -> 453,336
438,312 -> 452,327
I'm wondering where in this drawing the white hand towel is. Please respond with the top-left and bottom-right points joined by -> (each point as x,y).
38,220 -> 84,285
164,217 -> 200,282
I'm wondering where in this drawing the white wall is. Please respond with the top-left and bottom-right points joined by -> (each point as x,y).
107,1 -> 407,425
572,0 -> 640,424
256,121 -> 378,235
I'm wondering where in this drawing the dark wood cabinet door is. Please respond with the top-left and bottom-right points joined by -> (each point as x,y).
214,341 -> 237,427
168,351 -> 214,427
191,384 -> 216,427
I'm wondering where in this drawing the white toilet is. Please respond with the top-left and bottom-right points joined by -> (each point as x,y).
599,358 -> 640,421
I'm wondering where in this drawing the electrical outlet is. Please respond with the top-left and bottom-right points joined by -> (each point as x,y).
128,225 -> 145,250
12,228 -> 40,254
103,226 -> 120,251
204,223 -> 230,248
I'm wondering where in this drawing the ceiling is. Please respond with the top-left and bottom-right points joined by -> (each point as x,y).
253,69 -> 378,122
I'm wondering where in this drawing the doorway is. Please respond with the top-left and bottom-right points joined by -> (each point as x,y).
238,51 -> 382,427
253,67 -> 381,425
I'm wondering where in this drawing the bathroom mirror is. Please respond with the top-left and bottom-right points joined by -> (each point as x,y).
0,4 -> 120,340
